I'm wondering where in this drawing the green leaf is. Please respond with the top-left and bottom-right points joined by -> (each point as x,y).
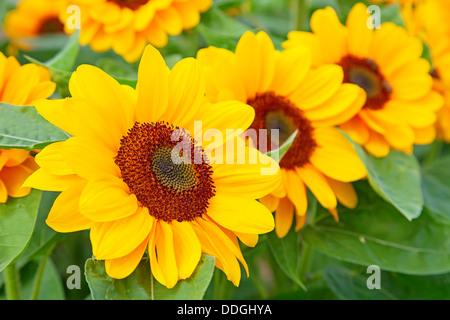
323,266 -> 397,300
342,131 -> 423,221
0,103 -> 70,150
20,191 -> 67,262
266,130 -> 298,163
0,190 -> 42,272
302,182 -> 450,276
85,254 -> 215,300
266,226 -> 306,290
421,156 -> 450,226
323,265 -> 450,300
195,8 -> 250,50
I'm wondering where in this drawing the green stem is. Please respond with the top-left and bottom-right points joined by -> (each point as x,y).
30,256 -> 49,300
294,0 -> 310,31
298,243 -> 313,283
4,263 -> 20,300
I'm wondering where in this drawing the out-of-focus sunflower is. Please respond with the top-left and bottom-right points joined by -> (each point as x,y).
197,31 -> 367,238
284,3 -> 443,158
406,0 -> 450,142
369,0 -> 420,4
0,52 -> 56,203
4,0 -> 67,53
62,0 -> 212,62
24,45 -> 281,288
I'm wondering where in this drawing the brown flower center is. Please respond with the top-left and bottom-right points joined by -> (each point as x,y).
107,0 -> 150,10
339,55 -> 392,110
247,92 -> 317,170
115,122 -> 215,222
39,17 -> 65,34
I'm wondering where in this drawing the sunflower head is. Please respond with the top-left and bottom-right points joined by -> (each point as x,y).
197,31 -> 367,237
25,44 -> 281,288
283,3 -> 443,158
4,0 -> 67,53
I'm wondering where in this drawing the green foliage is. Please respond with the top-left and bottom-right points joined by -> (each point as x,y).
302,182 -> 450,276
0,103 -> 70,150
0,190 -> 42,271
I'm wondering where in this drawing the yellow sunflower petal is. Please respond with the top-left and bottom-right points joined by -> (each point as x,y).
325,177 -> 358,209
171,221 -> 202,280
290,64 -> 344,110
206,194 -> 274,234
275,197 -> 294,238
311,127 -> 367,182
79,177 -> 138,222
105,236 -> 149,279
154,220 -> 179,289
136,45 -> 170,123
90,207 -> 153,260
0,164 -> 34,198
46,180 -> 92,233
296,164 -> 337,210
283,169 -> 308,217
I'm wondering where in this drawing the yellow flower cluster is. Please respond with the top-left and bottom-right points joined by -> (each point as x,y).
0,1 -> 446,289
4,0 -> 212,62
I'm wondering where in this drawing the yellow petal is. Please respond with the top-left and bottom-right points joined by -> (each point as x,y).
35,142 -> 74,175
325,177 -> 358,209
275,197 -> 294,238
206,194 -> 274,234
0,164 -> 33,198
154,220 -> 179,288
23,169 -> 82,192
290,64 -> 344,110
79,177 -> 138,222
62,136 -> 120,181
136,45 -> 170,123
171,221 -> 202,280
310,127 -> 367,182
46,180 -> 92,233
168,58 -> 205,128
296,164 -> 337,210
90,207 -> 153,260
283,169 -> 308,216
105,236 -> 149,279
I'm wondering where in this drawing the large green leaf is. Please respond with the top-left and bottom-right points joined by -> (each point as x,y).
266,227 -> 305,290
85,255 -> 215,300
343,131 -> 423,221
421,156 -> 450,226
323,266 -> 450,300
0,103 -> 70,150
302,182 -> 450,276
20,191 -> 66,262
0,190 -> 42,271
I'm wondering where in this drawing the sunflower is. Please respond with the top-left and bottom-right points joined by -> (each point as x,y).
283,3 -> 443,158
24,44 -> 281,288
406,0 -> 450,142
369,0 -> 420,4
4,0 -> 67,53
197,31 -> 367,238
0,52 -> 56,203
62,0 -> 212,62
